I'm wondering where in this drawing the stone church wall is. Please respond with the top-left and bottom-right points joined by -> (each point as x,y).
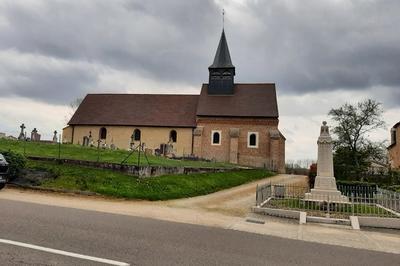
63,125 -> 193,156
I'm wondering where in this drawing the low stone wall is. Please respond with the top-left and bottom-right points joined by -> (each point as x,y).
358,216 -> 400,230
27,156 -> 237,177
252,206 -> 303,220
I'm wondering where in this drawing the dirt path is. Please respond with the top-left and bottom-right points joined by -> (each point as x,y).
164,174 -> 308,217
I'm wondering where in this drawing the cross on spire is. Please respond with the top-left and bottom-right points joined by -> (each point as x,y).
222,9 -> 225,29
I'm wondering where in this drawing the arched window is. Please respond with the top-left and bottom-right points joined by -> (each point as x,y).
170,130 -> 177,143
133,129 -> 141,141
99,127 -> 107,140
211,130 -> 221,145
248,132 -> 259,148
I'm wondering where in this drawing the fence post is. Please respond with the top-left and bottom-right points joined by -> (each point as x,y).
58,134 -> 61,160
327,195 -> 330,218
256,184 -> 259,206
351,193 -> 354,216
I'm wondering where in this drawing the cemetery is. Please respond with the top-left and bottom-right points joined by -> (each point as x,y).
0,125 -> 274,199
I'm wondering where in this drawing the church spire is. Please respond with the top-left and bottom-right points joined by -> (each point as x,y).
208,28 -> 236,95
209,29 -> 235,69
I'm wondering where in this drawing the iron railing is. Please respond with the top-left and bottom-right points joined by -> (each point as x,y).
256,183 -> 400,219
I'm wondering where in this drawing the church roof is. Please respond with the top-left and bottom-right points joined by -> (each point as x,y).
69,84 -> 279,127
196,83 -> 279,118
68,94 -> 198,127
209,30 -> 234,69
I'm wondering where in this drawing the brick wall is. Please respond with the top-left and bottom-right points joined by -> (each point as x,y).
389,126 -> 400,169
193,117 -> 285,173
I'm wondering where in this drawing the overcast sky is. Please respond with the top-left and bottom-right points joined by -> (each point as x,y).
0,0 -> 399,161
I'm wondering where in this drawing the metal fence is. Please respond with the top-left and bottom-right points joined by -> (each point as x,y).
256,183 -> 400,219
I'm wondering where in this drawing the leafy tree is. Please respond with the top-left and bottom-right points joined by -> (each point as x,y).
328,99 -> 386,179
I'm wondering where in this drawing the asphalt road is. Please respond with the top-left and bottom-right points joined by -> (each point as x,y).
0,199 -> 399,266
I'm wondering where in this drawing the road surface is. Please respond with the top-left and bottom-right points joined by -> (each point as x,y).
0,199 -> 398,265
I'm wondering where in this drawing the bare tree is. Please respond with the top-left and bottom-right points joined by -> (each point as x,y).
64,97 -> 83,124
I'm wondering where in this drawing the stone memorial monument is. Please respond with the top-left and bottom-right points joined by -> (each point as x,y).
305,121 -> 348,202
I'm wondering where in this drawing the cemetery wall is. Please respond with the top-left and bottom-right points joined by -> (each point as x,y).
28,156 -> 235,177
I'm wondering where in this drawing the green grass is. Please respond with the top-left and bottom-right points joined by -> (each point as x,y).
0,138 -> 234,168
266,198 -> 395,218
27,160 -> 274,200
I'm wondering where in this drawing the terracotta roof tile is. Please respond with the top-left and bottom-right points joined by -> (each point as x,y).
196,83 -> 278,118
69,83 -> 279,127
68,94 -> 198,127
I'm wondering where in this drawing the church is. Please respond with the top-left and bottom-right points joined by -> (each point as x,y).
63,30 -> 286,172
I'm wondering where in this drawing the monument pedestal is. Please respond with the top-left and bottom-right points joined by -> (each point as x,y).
305,176 -> 349,203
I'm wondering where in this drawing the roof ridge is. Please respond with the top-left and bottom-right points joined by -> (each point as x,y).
86,93 -> 199,96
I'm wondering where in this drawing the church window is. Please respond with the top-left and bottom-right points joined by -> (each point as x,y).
99,127 -> 107,140
134,129 -> 141,141
248,132 -> 259,148
211,130 -> 221,145
170,130 -> 177,143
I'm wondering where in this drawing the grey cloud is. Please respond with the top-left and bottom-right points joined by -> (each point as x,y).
0,51 -> 98,104
0,0 -> 399,108
233,0 -> 400,96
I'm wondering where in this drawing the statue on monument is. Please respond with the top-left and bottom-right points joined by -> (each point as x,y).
305,121 -> 348,202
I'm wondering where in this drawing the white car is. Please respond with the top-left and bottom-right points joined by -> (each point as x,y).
0,154 -> 9,190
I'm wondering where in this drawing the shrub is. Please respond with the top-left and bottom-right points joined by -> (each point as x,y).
308,163 -> 317,188
0,150 -> 26,180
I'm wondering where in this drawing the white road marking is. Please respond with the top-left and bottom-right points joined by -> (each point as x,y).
0,238 -> 130,266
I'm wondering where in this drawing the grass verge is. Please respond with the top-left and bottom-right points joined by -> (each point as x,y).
27,160 -> 274,200
266,198 -> 396,218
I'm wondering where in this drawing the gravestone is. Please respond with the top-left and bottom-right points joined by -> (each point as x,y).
305,121 -> 348,202
31,128 -> 41,142
53,130 -> 58,143
18,123 -> 26,140
82,136 -> 89,146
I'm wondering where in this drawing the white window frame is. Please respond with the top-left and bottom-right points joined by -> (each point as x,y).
247,132 -> 259,148
211,130 -> 222,146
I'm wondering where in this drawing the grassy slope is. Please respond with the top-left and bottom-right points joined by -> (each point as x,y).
0,139 -> 234,168
28,160 -> 273,200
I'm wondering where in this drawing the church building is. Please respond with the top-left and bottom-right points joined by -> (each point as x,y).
63,30 -> 286,172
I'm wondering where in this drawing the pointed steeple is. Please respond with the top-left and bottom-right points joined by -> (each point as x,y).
209,30 -> 235,69
208,30 -> 236,95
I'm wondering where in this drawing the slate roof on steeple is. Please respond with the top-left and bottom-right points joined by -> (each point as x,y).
209,30 -> 234,69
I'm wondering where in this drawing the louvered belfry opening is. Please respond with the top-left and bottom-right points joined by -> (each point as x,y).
208,30 -> 235,95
